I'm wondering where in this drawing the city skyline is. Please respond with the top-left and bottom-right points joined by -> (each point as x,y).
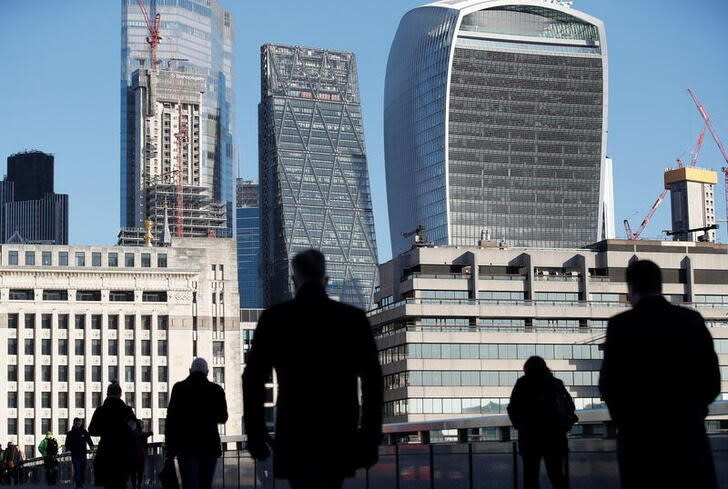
0,0 -> 727,261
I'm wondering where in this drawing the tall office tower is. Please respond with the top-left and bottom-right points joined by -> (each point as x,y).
2,151 -> 68,244
259,44 -> 379,310
121,0 -> 235,234
384,0 -> 612,256
236,179 -> 262,308
664,167 -> 718,242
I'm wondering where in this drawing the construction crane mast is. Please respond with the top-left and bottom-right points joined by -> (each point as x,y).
136,0 -> 161,70
687,88 -> 728,239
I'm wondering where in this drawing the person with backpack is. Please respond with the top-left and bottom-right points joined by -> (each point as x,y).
38,432 -> 60,485
65,418 -> 95,489
508,356 -> 577,489
3,442 -> 23,485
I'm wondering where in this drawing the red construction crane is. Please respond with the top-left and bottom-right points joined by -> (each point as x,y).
136,0 -> 161,70
687,88 -> 728,239
624,189 -> 669,240
677,126 -> 706,168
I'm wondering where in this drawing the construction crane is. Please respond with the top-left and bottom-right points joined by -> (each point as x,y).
136,0 -> 161,70
677,126 -> 706,168
402,225 -> 428,246
687,88 -> 728,240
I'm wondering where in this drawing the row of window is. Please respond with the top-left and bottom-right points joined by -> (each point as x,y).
7,364 -> 169,383
384,370 -> 600,389
379,342 -> 604,365
384,397 -> 605,417
8,290 -> 167,302
8,390 -> 169,410
6,250 -> 167,268
7,415 -> 167,442
7,314 -> 168,330
8,338 -> 167,357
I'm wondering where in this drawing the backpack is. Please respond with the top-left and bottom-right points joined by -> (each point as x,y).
547,382 -> 578,432
46,438 -> 58,456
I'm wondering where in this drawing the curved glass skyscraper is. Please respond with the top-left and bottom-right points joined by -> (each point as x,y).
384,0 -> 612,256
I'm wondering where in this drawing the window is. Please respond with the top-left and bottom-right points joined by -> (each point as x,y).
24,365 -> 34,381
142,315 -> 152,330
213,367 -> 224,384
125,366 -> 135,382
75,392 -> 85,408
158,392 -> 168,408
25,251 -> 35,265
142,366 -> 151,382
108,366 -> 118,382
158,419 -> 166,434
110,290 -> 135,302
42,313 -> 52,329
58,339 -> 68,355
92,314 -> 102,329
8,338 -> 17,355
58,314 -> 69,329
142,291 -> 167,302
25,339 -> 35,355
8,419 -> 17,435
212,293 -> 216,304
125,315 -> 135,329
213,341 -> 224,359
92,366 -> 101,382
58,365 -> 68,382
42,339 -> 51,355
41,418 -> 51,435
92,252 -> 102,267
75,315 -> 85,329
59,419 -> 69,434
108,339 -> 118,356
141,253 -> 151,267
157,340 -> 168,356
25,392 -> 35,408
92,339 -> 101,356
25,419 -> 34,435
142,392 -> 152,408
125,253 -> 135,267
157,315 -> 168,330
158,366 -> 168,382
9,289 -> 34,300
108,315 -> 119,330
58,392 -> 68,408
158,253 -> 167,267
42,251 -> 52,265
125,340 -> 135,356
8,392 -> 17,408
8,313 -> 18,328
24,313 -> 35,328
92,392 -> 102,407
75,339 -> 85,355
43,289 -> 68,300
8,250 -> 18,265
42,392 -> 51,408
75,365 -> 85,382
58,251 -> 68,266
77,290 -> 101,301
75,252 -> 85,267
108,252 -> 118,267
141,340 -> 151,356
125,392 -> 135,407
8,365 -> 17,381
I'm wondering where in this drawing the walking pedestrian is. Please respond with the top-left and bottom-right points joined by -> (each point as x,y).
2,442 -> 23,485
130,419 -> 152,489
508,356 -> 577,489
38,432 -> 60,485
88,382 -> 137,489
243,249 -> 383,489
599,260 -> 721,489
165,358 -> 228,489
64,418 -> 94,489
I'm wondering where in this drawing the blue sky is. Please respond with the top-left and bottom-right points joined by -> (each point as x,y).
1,0 -> 727,261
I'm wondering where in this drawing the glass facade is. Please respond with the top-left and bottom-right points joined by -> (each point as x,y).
259,44 -> 379,310
236,206 -> 262,308
385,1 -> 608,255
120,0 -> 234,233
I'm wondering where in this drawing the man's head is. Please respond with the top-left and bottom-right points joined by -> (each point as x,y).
46,432 -> 52,438
523,355 -> 550,377
190,357 -> 209,376
107,381 -> 122,398
72,418 -> 82,429
626,260 -> 662,306
291,249 -> 328,292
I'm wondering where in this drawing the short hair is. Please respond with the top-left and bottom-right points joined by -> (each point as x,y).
626,260 -> 662,294
291,249 -> 326,282
107,381 -> 122,398
523,356 -> 550,377
190,357 -> 209,374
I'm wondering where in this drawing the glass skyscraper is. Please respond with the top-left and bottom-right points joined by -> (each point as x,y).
384,0 -> 613,256
121,0 -> 234,233
259,44 -> 379,310
236,179 -> 262,308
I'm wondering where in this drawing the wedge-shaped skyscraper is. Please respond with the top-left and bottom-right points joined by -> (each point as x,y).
259,44 -> 379,309
384,0 -> 613,256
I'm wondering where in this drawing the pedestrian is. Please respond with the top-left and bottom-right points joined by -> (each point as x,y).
130,419 -> 152,489
0,443 -> 4,484
38,432 -> 60,485
243,249 -> 383,489
2,442 -> 23,485
599,260 -> 721,489
165,357 -> 228,489
508,356 -> 577,489
88,382 -> 137,489
65,418 -> 94,489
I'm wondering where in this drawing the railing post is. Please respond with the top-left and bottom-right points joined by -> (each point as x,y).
429,444 -> 434,489
395,444 -> 400,489
468,442 -> 474,489
253,457 -> 257,489
512,441 -> 519,489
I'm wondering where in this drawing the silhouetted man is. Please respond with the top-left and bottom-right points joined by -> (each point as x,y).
508,356 -> 577,489
599,260 -> 721,489
165,358 -> 228,489
64,418 -> 94,489
243,249 -> 383,489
